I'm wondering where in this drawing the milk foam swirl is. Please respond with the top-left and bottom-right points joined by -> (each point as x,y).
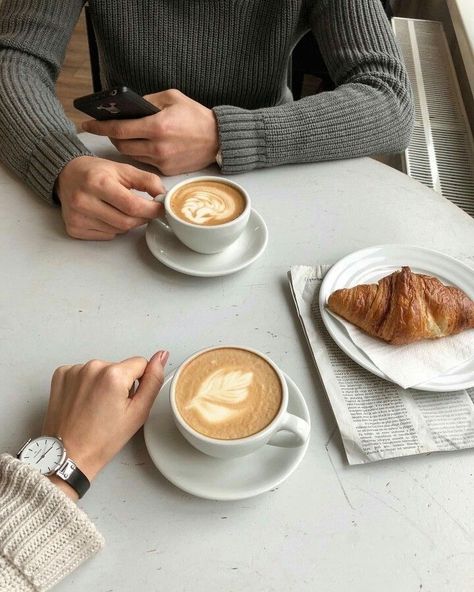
181,190 -> 237,225
186,369 -> 253,423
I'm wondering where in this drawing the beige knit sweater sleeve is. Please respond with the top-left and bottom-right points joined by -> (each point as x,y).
0,454 -> 104,592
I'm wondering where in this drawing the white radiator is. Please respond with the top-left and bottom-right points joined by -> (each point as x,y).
392,17 -> 474,217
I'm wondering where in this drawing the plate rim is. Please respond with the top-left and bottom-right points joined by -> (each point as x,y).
145,208 -> 268,278
319,244 -> 474,392
144,370 -> 311,501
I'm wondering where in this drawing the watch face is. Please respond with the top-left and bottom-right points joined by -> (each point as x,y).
19,436 -> 65,475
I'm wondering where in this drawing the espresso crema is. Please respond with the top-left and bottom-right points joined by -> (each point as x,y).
175,348 -> 282,440
170,180 -> 246,226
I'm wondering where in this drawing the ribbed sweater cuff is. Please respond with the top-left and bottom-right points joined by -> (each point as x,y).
213,105 -> 267,173
26,133 -> 93,204
0,454 -> 104,592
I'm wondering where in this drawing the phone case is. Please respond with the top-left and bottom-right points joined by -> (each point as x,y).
73,86 -> 160,120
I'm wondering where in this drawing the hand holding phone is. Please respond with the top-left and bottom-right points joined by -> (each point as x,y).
78,88 -> 220,178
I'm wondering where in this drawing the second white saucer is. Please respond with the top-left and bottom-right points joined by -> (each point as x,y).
145,208 -> 268,277
143,370 -> 310,501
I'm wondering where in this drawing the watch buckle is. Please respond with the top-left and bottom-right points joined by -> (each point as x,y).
57,459 -> 77,480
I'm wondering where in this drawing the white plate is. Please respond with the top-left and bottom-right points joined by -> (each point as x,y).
145,208 -> 268,277
319,245 -> 474,392
144,370 -> 310,501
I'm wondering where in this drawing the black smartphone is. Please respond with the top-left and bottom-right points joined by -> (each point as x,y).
73,86 -> 160,120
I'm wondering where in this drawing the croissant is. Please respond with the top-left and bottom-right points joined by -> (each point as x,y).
327,266 -> 474,345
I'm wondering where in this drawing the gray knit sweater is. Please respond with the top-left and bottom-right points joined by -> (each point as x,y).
0,0 -> 413,203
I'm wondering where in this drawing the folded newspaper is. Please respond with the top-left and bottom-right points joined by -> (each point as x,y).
289,265 -> 474,465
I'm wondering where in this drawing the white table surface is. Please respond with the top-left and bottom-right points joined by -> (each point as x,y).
1,133 -> 474,592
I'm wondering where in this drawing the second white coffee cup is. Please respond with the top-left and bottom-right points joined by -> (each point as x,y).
169,346 -> 310,459
155,176 -> 251,254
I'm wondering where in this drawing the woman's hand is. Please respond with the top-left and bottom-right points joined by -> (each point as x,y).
57,156 -> 165,240
82,89 -> 219,176
42,351 -> 169,499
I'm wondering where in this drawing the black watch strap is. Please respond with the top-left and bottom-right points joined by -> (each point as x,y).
57,459 -> 90,499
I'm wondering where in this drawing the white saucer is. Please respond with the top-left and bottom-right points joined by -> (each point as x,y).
143,370 -> 310,501
319,244 -> 474,392
145,209 -> 268,277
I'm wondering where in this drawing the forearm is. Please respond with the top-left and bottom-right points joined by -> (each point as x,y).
0,454 -> 103,592
0,0 -> 92,203
214,0 -> 414,173
215,80 -> 413,171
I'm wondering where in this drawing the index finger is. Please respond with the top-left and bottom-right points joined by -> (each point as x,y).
116,357 -> 149,387
102,184 -> 162,219
82,117 -> 153,140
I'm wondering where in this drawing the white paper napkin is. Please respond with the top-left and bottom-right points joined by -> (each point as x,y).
327,310 -> 474,389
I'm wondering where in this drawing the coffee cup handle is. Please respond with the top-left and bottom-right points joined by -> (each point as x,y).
267,412 -> 310,448
154,193 -> 171,231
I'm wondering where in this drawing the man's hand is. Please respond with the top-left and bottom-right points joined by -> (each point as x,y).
57,156 -> 165,240
43,351 -> 169,496
82,89 -> 219,176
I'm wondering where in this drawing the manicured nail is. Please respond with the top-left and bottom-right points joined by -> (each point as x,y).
157,350 -> 169,365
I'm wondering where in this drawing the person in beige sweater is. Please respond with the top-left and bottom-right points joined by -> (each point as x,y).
0,350 -> 169,591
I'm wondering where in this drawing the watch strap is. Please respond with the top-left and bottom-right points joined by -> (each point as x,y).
57,458 -> 90,499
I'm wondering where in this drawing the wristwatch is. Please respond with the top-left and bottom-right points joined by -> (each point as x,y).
17,436 -> 90,499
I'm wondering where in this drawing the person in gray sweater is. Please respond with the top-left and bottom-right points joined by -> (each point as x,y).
0,350 -> 168,591
0,0 -> 413,240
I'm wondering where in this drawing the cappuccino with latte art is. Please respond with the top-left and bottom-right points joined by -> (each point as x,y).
170,180 -> 246,226
175,347 -> 282,440
156,176 -> 251,254
170,346 -> 310,459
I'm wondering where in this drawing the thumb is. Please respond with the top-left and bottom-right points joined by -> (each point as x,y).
134,350 -> 169,413
143,89 -> 184,109
143,92 -> 169,109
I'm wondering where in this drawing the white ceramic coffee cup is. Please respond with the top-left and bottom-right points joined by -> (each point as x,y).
154,176 -> 251,254
169,346 -> 310,459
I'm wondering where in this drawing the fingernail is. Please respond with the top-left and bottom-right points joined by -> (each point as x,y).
157,350 -> 169,365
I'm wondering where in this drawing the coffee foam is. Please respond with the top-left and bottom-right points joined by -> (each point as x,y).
175,348 -> 282,440
170,181 -> 245,226
185,368 -> 254,423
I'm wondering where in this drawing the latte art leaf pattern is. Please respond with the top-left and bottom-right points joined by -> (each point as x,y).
186,369 -> 253,423
181,190 -> 236,224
